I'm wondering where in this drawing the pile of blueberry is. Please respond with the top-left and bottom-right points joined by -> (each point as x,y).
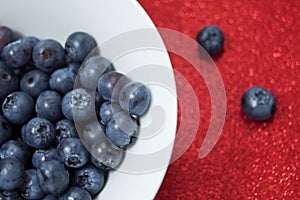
0,26 -> 151,199
197,25 -> 276,121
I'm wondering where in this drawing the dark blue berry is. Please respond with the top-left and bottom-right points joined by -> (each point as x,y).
0,190 -> 22,200
20,69 -> 50,98
36,160 -> 69,196
241,86 -> 276,121
0,115 -> 12,145
32,39 -> 66,73
32,148 -> 59,168
0,158 -> 25,190
55,119 -> 79,143
0,61 -> 19,101
197,25 -> 224,55
0,139 -> 31,166
2,91 -> 34,125
61,88 -> 94,122
67,62 -> 81,74
57,137 -> 89,168
19,169 -> 45,200
97,71 -> 130,101
106,111 -> 138,147
80,121 -> 125,169
22,36 -> 39,49
78,55 -> 114,90
71,164 -> 105,196
1,39 -> 32,68
49,67 -> 76,94
42,195 -> 57,200
90,155 -> 109,171
0,26 -> 14,54
22,117 -> 55,149
119,81 -> 151,116
59,187 -> 92,200
36,90 -> 63,122
99,101 -> 122,125
65,32 -> 97,63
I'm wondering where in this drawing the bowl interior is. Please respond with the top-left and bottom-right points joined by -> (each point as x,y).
0,0 -> 177,199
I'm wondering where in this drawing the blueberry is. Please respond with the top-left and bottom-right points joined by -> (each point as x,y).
42,195 -> 57,200
71,164 -> 105,196
1,39 -> 32,69
106,111 -> 138,147
12,64 -> 36,78
241,86 -> 276,121
36,90 -> 63,122
67,62 -> 81,74
20,69 -> 50,98
19,169 -> 45,200
55,119 -> 79,143
0,139 -> 31,166
32,39 -> 66,73
0,115 -> 12,145
90,155 -> 109,171
61,88 -> 95,122
49,67 -> 76,94
78,55 -> 115,90
119,81 -> 151,116
0,61 -> 19,101
0,158 -> 25,190
57,137 -> 89,168
99,101 -> 122,125
32,148 -> 59,168
36,160 -> 69,196
65,32 -> 97,63
22,117 -> 55,149
0,190 -> 22,200
2,91 -> 34,125
22,36 -> 39,49
0,26 -> 14,54
197,25 -> 224,55
80,121 -> 125,169
97,71 -> 130,101
58,187 -> 92,200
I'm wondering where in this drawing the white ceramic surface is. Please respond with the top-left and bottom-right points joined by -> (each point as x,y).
0,0 -> 177,199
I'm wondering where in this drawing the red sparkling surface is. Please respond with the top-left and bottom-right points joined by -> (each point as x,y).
138,0 -> 300,199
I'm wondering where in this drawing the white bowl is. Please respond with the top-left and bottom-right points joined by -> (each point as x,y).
0,0 -> 177,199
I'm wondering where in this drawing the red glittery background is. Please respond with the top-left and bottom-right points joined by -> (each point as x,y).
138,0 -> 300,199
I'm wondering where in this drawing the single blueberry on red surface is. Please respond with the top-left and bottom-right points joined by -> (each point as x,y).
241,86 -> 276,121
197,25 -> 224,55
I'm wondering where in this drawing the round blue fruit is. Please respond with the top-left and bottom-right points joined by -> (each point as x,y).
197,25 -> 224,55
49,67 -> 76,95
2,91 -> 34,125
119,81 -> 151,116
241,86 -> 276,121
0,158 -> 25,191
20,169 -> 45,200
58,187 -> 92,200
0,61 -> 19,101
